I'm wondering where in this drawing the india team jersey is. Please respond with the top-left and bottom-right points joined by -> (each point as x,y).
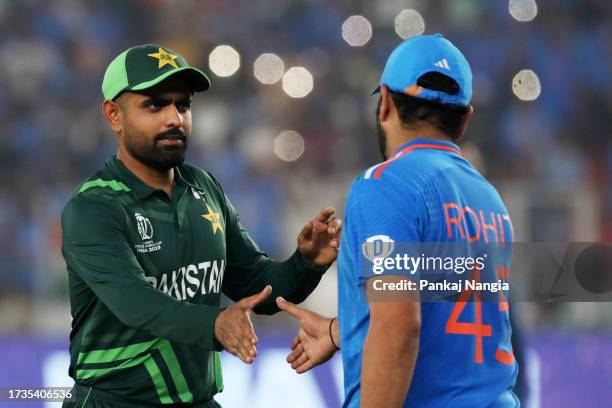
337,138 -> 519,407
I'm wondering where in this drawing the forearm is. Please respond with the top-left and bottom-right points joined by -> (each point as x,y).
228,250 -> 327,315
67,253 -> 224,349
360,323 -> 419,408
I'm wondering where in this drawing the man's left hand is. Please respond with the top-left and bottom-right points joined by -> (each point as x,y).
297,207 -> 342,268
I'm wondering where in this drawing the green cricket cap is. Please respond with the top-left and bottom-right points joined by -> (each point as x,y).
102,44 -> 211,100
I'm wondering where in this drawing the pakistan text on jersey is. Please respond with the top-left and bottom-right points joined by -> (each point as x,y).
144,260 -> 225,300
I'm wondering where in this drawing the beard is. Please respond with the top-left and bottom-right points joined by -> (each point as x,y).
124,127 -> 188,171
376,115 -> 388,161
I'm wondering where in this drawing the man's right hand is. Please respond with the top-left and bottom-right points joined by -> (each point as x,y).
276,296 -> 338,374
214,285 -> 272,364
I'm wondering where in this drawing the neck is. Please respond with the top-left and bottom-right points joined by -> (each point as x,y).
387,126 -> 452,157
117,148 -> 174,197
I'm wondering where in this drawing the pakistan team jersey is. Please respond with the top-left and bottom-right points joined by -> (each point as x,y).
337,139 -> 519,407
61,156 -> 326,406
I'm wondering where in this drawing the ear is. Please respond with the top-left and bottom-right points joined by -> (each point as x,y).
455,105 -> 474,142
101,99 -> 123,133
378,85 -> 393,123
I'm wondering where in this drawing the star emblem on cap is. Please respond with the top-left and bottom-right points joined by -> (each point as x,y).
202,204 -> 223,235
147,48 -> 179,69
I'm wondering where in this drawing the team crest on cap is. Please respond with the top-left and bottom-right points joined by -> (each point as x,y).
147,47 -> 179,69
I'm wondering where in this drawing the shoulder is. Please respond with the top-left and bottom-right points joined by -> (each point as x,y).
346,164 -> 423,218
68,166 -> 133,204
63,171 -> 128,223
348,154 -> 432,202
61,192 -> 125,242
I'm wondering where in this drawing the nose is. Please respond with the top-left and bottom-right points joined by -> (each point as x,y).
164,105 -> 184,129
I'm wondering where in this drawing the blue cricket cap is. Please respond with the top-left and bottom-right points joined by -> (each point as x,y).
373,33 -> 472,106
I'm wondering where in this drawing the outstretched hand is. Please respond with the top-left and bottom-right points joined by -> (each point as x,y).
276,296 -> 338,374
297,207 -> 342,268
214,286 -> 272,364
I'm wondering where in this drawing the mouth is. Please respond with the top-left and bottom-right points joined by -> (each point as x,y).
158,138 -> 184,146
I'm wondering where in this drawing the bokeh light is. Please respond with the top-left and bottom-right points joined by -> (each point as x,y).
282,67 -> 314,98
394,9 -> 425,39
509,0 -> 538,22
512,69 -> 541,101
341,15 -> 373,47
253,53 -> 285,84
274,130 -> 305,162
208,45 -> 240,77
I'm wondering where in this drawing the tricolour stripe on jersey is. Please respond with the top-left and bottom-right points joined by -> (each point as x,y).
363,149 -> 406,180
364,143 -> 462,180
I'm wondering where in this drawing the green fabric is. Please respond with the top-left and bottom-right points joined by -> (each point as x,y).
78,179 -> 131,194
143,358 -> 174,404
76,354 -> 150,380
214,351 -> 223,393
157,340 -> 193,403
62,156 -> 327,404
101,49 -> 129,101
101,44 -> 210,101
77,340 -> 157,365
130,66 -> 210,93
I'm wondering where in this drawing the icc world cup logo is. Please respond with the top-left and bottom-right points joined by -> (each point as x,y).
135,213 -> 154,241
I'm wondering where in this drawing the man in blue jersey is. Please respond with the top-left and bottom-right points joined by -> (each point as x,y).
276,34 -> 519,407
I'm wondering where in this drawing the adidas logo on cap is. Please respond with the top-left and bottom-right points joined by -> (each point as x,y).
434,58 -> 450,70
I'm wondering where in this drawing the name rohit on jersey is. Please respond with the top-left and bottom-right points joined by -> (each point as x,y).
444,202 -> 514,245
144,260 -> 225,300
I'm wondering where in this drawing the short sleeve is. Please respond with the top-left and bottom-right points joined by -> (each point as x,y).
343,178 -> 425,285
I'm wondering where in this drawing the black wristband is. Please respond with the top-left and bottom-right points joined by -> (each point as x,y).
329,317 -> 340,351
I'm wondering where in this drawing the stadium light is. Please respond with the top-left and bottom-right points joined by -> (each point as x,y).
394,9 -> 425,39
254,53 -> 285,84
274,130 -> 305,162
509,0 -> 538,22
209,45 -> 240,77
512,69 -> 541,101
282,67 -> 313,98
342,15 -> 373,47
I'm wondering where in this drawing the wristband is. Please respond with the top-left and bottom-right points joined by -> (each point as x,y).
329,317 -> 340,351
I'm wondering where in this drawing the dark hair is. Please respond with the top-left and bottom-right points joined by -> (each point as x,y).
388,72 -> 470,141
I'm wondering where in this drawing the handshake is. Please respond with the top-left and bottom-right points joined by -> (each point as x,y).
214,285 -> 339,374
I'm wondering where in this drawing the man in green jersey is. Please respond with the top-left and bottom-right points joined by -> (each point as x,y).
61,44 -> 341,407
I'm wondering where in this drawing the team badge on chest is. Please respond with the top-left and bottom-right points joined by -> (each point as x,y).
202,204 -> 223,235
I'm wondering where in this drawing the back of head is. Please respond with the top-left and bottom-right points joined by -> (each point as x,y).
389,72 -> 471,141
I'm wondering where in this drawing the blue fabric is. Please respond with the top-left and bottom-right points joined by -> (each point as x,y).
338,138 -> 518,407
375,34 -> 472,106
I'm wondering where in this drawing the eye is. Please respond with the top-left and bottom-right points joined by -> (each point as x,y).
145,100 -> 162,111
177,100 -> 192,112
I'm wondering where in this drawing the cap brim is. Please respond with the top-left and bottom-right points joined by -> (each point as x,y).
130,66 -> 211,94
371,85 -> 381,96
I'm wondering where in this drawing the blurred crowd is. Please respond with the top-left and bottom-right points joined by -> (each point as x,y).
0,0 -> 610,330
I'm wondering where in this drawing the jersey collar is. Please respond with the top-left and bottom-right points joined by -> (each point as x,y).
390,138 -> 462,159
106,157 -> 198,200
